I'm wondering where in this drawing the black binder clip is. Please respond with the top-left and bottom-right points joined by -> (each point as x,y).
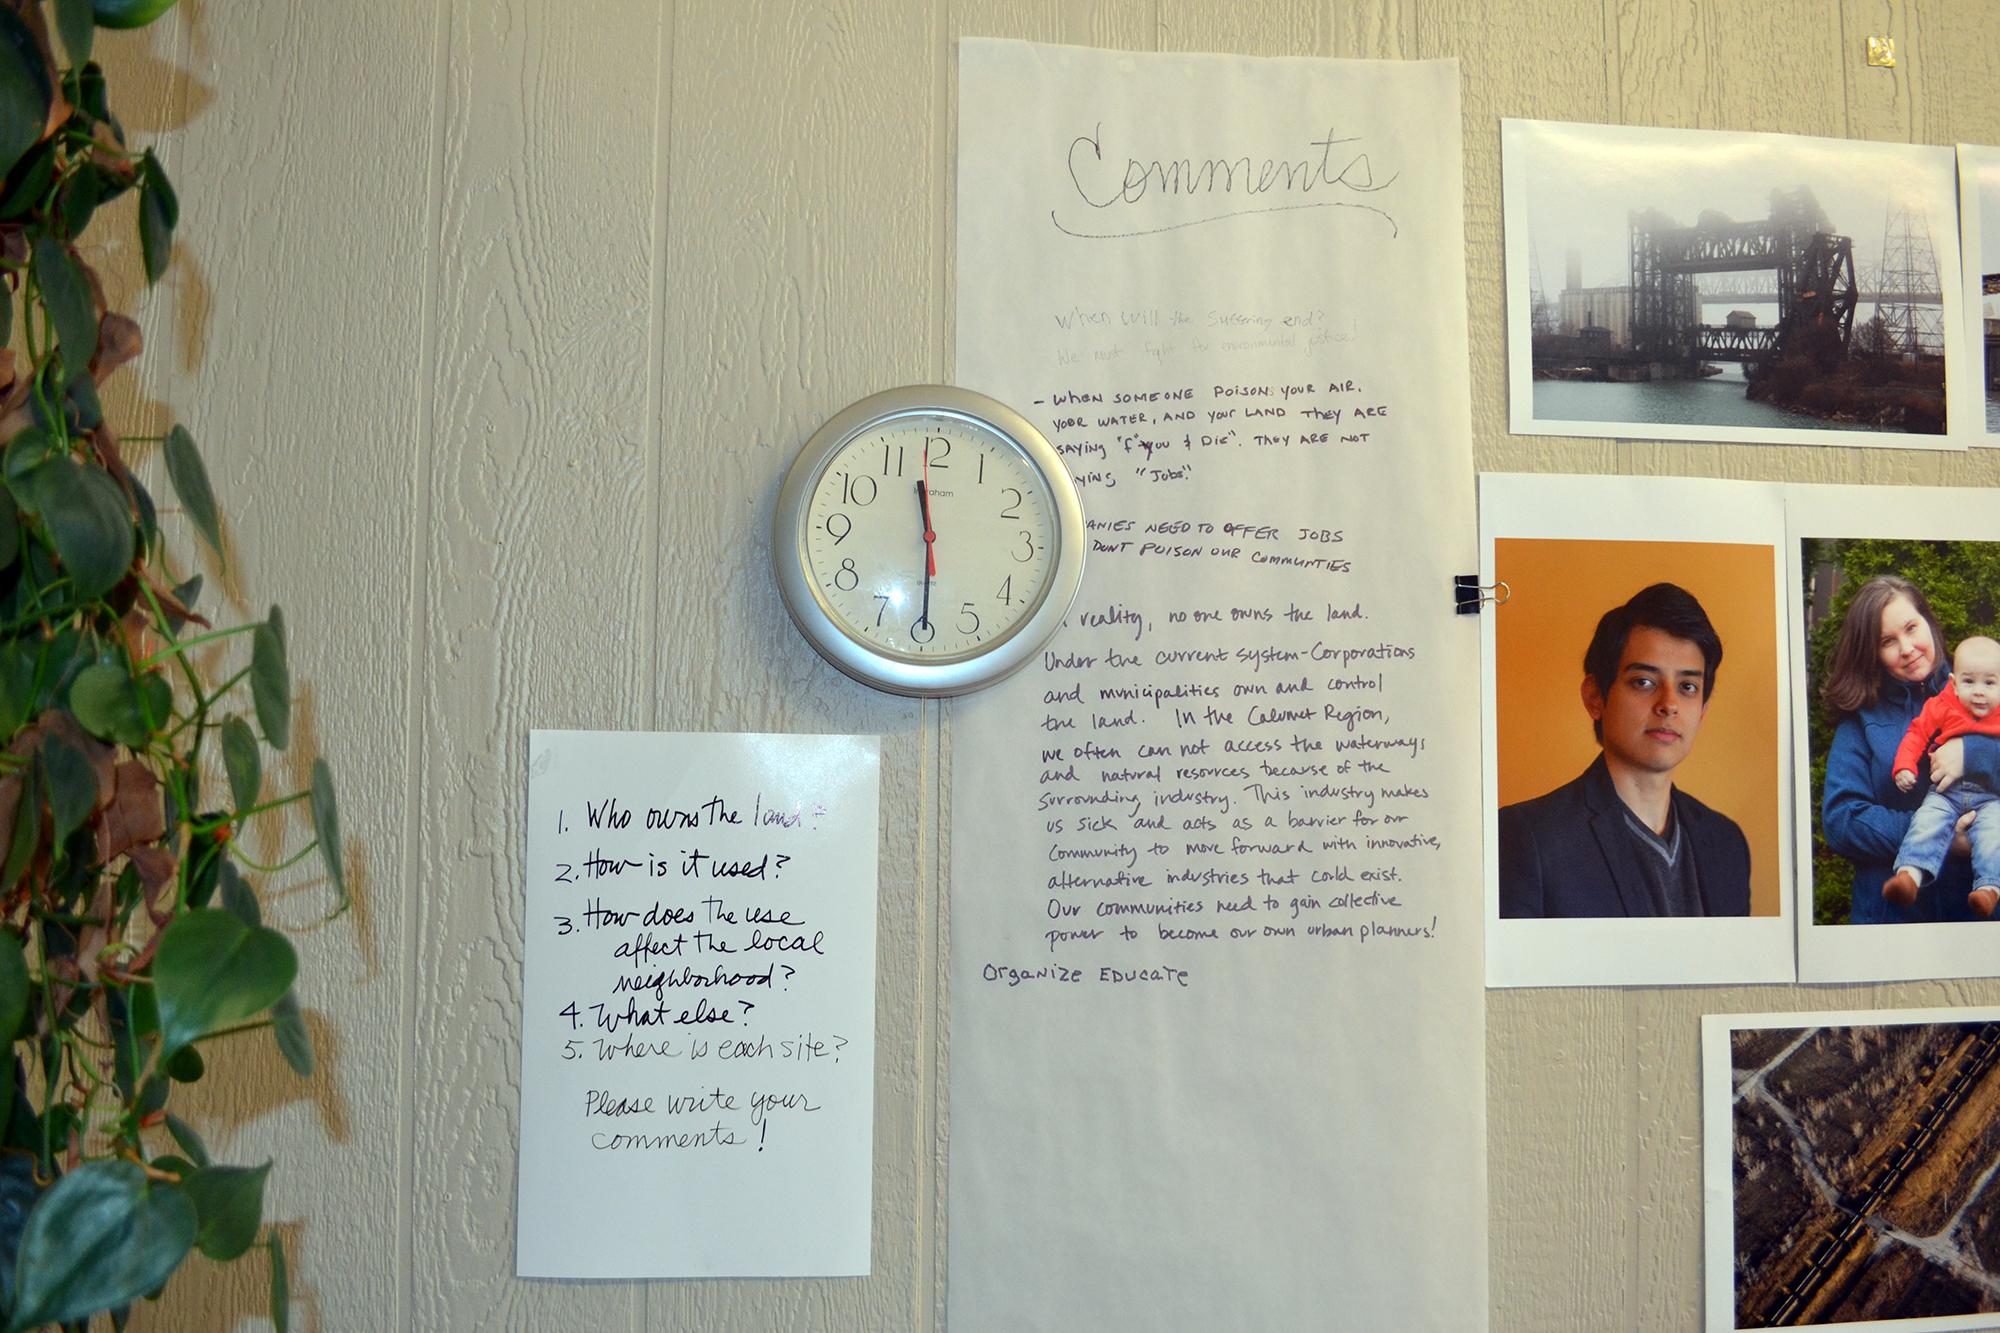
1454,575 -> 1509,615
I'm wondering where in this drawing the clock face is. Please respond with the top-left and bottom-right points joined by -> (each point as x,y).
803,413 -> 1055,659
774,386 -> 1086,697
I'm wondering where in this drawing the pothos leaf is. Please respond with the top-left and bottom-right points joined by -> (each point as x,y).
271,990 -> 312,1077
23,453 -> 134,601
250,616 -> 289,751
217,860 -> 260,927
310,759 -> 342,906
41,733 -> 96,846
138,150 -> 177,285
181,1162 -> 267,1262
163,1114 -> 209,1169
75,63 -> 112,129
163,425 -> 222,560
7,1160 -> 196,1331
0,9 -> 50,185
0,142 -> 53,222
69,662 -> 141,747
0,928 -> 23,1044
0,1152 -> 37,1317
220,715 -> 259,812
93,0 -> 182,32
268,1228 -> 289,1333
30,238 -> 98,384
54,0 -> 94,66
151,908 -> 296,1057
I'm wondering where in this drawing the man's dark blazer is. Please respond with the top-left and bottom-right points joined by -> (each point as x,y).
1498,754 -> 1751,918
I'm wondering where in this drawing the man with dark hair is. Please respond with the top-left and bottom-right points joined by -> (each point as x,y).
1498,582 -> 1751,918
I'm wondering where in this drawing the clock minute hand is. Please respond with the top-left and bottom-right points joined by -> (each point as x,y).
916,477 -> 935,628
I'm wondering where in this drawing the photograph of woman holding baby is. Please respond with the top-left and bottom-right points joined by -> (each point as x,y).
1806,543 -> 2000,926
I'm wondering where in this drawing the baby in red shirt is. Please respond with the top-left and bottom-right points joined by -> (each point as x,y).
1885,635 -> 2000,916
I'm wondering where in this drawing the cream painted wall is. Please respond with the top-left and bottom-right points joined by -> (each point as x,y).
93,1 -> 2000,1328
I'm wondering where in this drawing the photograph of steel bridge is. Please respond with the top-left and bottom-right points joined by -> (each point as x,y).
1727,1018 -> 2000,1328
1504,120 -> 1961,446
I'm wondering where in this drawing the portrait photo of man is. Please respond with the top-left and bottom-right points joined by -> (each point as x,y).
1498,582 -> 1751,918
1483,481 -> 1788,989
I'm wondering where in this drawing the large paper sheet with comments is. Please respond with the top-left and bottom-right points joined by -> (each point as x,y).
949,40 -> 1485,1329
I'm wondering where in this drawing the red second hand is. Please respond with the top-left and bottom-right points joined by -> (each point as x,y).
922,446 -> 937,575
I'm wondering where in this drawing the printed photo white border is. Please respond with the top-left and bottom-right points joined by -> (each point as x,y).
1788,485 -> 2000,982
1703,1007 -> 2000,1333
1504,119 -> 1970,451
1956,145 -> 1999,446
1481,473 -> 1794,988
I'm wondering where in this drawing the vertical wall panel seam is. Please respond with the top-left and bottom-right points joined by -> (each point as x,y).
1841,0 -> 1860,137
924,5 -> 952,1329
938,6 -> 953,382
641,4 -> 679,760
1603,0 -> 1620,123
396,1 -> 455,1326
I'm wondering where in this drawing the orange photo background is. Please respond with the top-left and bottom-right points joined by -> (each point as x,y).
1494,538 -> 1781,917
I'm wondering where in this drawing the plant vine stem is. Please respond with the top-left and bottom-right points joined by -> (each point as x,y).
137,621 -> 258,671
231,841 -> 318,876
35,918 -> 60,1177
139,578 -> 208,702
229,791 -> 308,823
196,1017 -> 274,1045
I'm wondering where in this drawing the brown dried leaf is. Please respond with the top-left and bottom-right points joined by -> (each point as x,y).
71,873 -> 114,982
83,420 -> 133,497
95,761 -> 163,864
116,607 -> 155,664
91,124 -> 136,184
90,313 -> 141,387
0,770 -> 20,874
126,844 -> 174,899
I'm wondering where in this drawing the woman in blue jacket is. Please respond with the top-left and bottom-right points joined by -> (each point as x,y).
1822,574 -> 2000,923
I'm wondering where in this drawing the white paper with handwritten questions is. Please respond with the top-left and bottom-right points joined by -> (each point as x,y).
949,41 -> 1484,1329
516,729 -> 878,1278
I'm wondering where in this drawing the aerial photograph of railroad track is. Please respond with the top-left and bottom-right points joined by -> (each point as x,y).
1722,1015 -> 2000,1328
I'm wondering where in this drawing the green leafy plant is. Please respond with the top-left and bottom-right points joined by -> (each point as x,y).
0,2 -> 343,1327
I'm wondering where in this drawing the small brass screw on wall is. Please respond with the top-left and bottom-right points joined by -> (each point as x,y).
1866,35 -> 1896,68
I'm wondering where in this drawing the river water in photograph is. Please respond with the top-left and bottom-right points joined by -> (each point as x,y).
1534,363 -> 1900,434
1987,391 -> 2000,434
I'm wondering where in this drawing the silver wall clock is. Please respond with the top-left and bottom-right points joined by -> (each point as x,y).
773,385 -> 1086,697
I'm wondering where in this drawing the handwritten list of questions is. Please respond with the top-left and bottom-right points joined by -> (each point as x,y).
951,43 -> 1484,1328
516,730 -> 878,1278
